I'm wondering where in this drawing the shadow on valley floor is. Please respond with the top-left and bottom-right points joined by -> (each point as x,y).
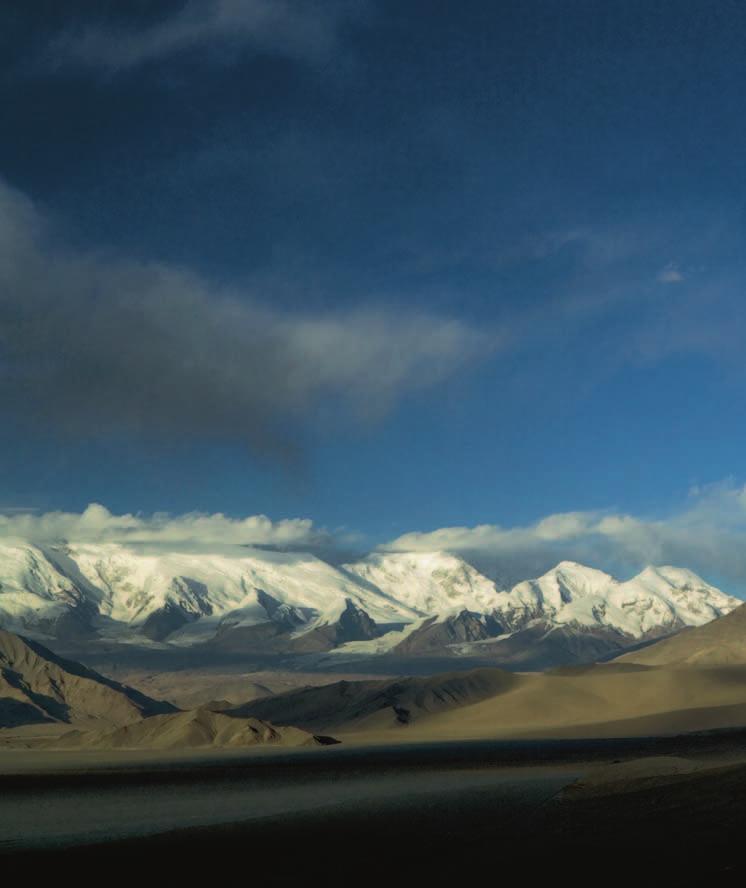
4,734 -> 746,884
52,641 -> 507,678
6,766 -> 746,884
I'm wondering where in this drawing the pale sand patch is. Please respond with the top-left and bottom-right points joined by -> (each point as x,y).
557,756 -> 705,799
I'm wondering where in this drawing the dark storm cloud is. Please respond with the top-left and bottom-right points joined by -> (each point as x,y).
0,180 -> 492,458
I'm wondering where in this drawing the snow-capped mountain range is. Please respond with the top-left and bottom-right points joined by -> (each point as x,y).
0,541 -> 739,667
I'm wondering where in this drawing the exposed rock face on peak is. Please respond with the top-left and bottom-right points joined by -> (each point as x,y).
393,610 -> 502,655
206,598 -> 383,655
0,628 -> 176,728
448,621 -> 643,672
335,598 -> 380,643
140,578 -> 214,641
256,588 -> 312,630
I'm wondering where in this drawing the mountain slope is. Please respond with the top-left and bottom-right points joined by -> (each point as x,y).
616,603 -> 746,666
442,621 -> 644,671
0,628 -> 175,728
344,557 -> 738,651
0,541 -> 419,644
0,543 -> 97,640
362,560 -> 740,665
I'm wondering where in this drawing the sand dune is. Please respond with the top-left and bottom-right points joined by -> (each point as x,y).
233,658 -> 746,741
386,663 -> 746,741
48,707 -> 337,751
234,668 -> 522,733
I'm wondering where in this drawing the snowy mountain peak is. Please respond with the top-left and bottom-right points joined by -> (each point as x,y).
552,559 -> 598,572
0,542 -> 740,657
343,550 -> 501,617
636,565 -> 716,589
549,560 -> 613,580
490,560 -> 738,639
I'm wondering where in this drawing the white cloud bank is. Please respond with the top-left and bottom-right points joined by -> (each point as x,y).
382,481 -> 746,593
3,483 -> 746,595
0,503 -> 330,550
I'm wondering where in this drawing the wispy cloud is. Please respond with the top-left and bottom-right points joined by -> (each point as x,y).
0,179 -> 492,461
657,262 -> 685,284
493,213 -> 746,387
46,0 -> 370,71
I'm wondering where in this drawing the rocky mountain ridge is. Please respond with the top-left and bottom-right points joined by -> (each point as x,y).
0,542 -> 739,668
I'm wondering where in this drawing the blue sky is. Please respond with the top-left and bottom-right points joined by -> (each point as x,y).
2,2 -> 746,586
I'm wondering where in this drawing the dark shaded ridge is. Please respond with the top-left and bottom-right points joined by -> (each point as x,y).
18,634 -> 177,717
0,697 -> 52,727
230,667 -> 521,731
334,599 -> 380,643
0,668 -> 70,721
